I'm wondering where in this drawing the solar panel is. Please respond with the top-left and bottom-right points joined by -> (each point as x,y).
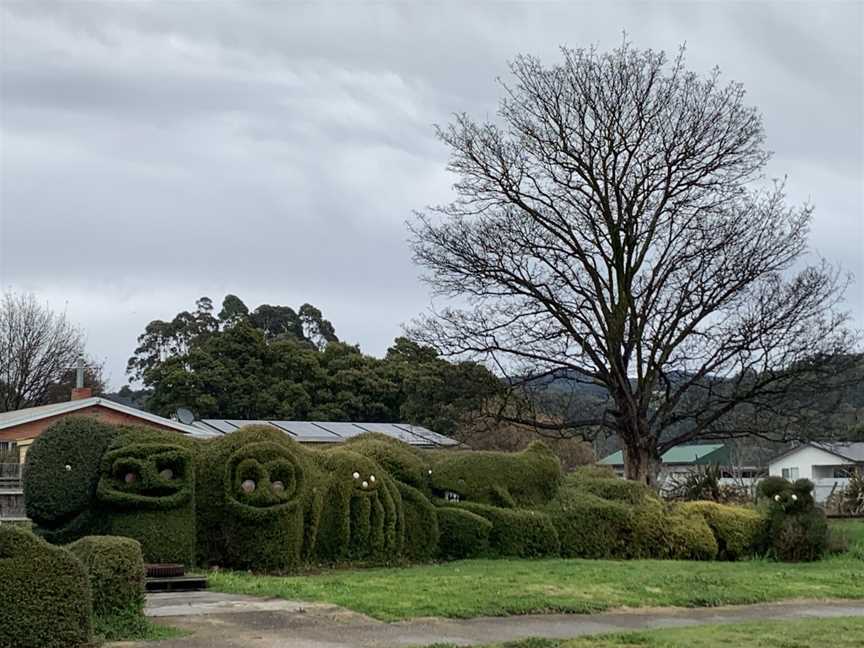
270,421 -> 342,442
201,419 -> 240,434
393,423 -> 458,446
312,422 -> 367,439
354,423 -> 428,444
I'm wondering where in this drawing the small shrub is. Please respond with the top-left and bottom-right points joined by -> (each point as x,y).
564,469 -> 656,505
24,416 -> 119,544
451,501 -> 560,558
67,535 -> 145,616
663,507 -> 719,560
545,488 -> 632,558
680,501 -> 764,560
0,526 -> 93,648
437,507 -> 492,559
757,477 -> 829,562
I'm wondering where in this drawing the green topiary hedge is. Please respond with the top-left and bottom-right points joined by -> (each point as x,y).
757,478 -> 828,562
564,467 -> 656,505
429,441 -> 561,508
97,426 -> 198,565
436,507 -> 492,559
0,526 -> 93,648
24,416 -> 119,544
344,433 -> 432,493
545,487 -> 633,558
680,501 -> 764,560
67,535 -> 145,616
312,448 -> 404,564
451,501 -> 560,558
196,425 -> 312,571
396,481 -> 440,562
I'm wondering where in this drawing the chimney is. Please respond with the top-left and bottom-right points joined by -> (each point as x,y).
71,387 -> 93,401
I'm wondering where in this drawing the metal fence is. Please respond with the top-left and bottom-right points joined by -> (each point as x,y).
0,464 -> 23,491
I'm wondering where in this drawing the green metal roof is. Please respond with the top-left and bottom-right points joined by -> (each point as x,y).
599,444 -> 728,466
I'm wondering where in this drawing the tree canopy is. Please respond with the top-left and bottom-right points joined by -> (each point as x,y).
128,295 -> 502,434
409,43 -> 860,482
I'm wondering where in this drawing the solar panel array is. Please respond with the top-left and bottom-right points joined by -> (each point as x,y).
193,419 -> 457,447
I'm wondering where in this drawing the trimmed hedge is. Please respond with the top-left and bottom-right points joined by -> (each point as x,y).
452,501 -> 560,557
312,448 -> 404,564
97,426 -> 198,565
757,477 -> 828,562
564,467 -> 656,505
344,433 -> 432,492
67,535 -> 145,616
24,416 -> 119,544
436,507 -> 492,559
196,425 -> 311,571
0,526 -> 93,648
545,487 -> 633,558
429,441 -> 561,507
397,481 -> 440,562
680,501 -> 764,560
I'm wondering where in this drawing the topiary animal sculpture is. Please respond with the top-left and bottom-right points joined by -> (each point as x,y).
23,417 -> 120,544
96,426 -> 198,565
344,433 -> 439,561
196,425 -> 313,571
757,476 -> 828,562
429,441 -> 561,508
312,448 -> 404,564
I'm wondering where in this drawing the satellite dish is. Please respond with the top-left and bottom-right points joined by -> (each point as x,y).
176,407 -> 195,425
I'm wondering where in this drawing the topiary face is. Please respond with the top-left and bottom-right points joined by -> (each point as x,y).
225,441 -> 305,516
23,417 -> 119,542
763,478 -> 815,514
98,443 -> 193,510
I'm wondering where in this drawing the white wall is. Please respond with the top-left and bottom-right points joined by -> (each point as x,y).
768,446 -> 855,503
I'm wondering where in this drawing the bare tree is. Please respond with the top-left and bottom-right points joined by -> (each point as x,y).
409,43 -> 859,484
0,292 -> 86,412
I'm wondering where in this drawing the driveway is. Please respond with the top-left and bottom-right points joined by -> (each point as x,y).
110,593 -> 864,648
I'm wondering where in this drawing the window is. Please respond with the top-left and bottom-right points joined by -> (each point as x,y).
781,467 -> 799,480
0,441 -> 16,451
833,467 -> 853,479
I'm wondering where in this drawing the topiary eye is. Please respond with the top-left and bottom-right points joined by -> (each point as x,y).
124,472 -> 138,484
271,481 -> 285,493
241,479 -> 256,494
352,472 -> 360,479
160,468 -> 174,480
65,464 -> 72,472
361,480 -> 369,489
369,475 -> 376,483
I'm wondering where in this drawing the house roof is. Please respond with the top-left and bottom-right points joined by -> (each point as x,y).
0,397 -> 210,437
599,444 -> 728,467
768,441 -> 864,466
191,419 -> 457,448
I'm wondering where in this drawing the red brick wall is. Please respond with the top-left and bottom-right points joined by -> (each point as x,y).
0,405 -> 180,442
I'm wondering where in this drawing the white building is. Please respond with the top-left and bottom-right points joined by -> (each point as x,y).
768,442 -> 864,503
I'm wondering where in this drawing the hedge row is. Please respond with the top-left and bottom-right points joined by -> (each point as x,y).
24,418 -> 804,568
67,535 -> 145,616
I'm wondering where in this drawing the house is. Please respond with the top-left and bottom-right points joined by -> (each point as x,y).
768,441 -> 864,503
599,443 -> 762,492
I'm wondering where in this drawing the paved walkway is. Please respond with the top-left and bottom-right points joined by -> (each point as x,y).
111,592 -> 864,648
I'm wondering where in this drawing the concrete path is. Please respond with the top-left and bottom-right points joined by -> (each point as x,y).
112,592 -> 864,648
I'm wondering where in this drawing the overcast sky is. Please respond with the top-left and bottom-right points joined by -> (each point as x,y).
1,1 -> 862,389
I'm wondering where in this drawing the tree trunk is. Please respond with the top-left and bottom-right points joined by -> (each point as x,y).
622,443 -> 661,487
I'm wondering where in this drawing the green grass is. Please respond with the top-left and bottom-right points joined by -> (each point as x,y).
425,617 -> 864,648
207,521 -> 864,621
92,608 -> 187,644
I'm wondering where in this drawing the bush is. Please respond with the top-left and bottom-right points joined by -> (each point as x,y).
452,501 -> 560,557
67,535 -> 145,616
312,448 -> 404,564
0,526 -> 93,648
23,416 -> 119,544
397,482 -> 439,562
196,425 -> 311,571
546,488 -> 632,558
436,507 -> 491,559
680,501 -> 764,560
564,468 -> 656,505
757,477 -> 829,562
429,441 -> 561,507
97,426 -> 198,565
662,507 -> 719,560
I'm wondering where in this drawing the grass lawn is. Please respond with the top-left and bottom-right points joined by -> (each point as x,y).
207,521 -> 864,621
92,609 -> 187,644
425,617 -> 864,648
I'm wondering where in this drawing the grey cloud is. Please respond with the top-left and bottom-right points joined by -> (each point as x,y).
1,1 -> 861,387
